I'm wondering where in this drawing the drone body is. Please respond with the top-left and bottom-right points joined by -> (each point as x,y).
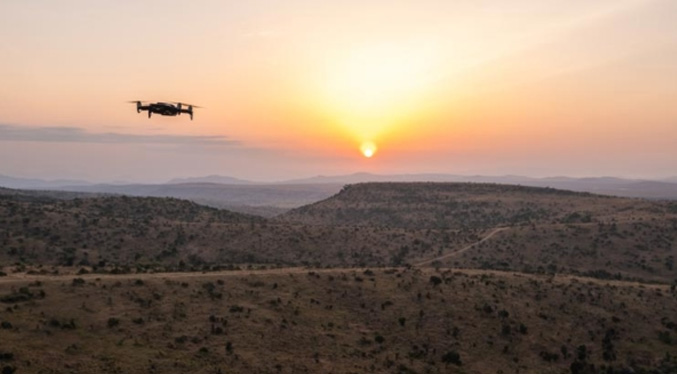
129,101 -> 200,120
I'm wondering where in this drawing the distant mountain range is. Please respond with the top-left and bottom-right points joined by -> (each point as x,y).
3,173 -> 677,216
166,175 -> 252,185
0,174 -> 92,190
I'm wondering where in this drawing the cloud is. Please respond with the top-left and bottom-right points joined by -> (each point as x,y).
0,124 -> 240,146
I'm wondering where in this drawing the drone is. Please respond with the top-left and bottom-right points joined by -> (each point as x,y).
128,101 -> 201,120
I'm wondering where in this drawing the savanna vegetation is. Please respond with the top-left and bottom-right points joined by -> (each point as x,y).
2,182 -> 677,373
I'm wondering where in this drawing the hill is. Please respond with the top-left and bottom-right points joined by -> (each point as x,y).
0,188 -> 479,270
282,173 -> 677,200
0,191 -> 265,270
279,183 -> 671,229
3,183 -> 677,282
279,183 -> 677,282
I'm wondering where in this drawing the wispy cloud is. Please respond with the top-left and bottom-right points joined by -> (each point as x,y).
0,124 -> 240,146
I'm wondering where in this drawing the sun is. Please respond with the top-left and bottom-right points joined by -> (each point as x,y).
360,141 -> 377,158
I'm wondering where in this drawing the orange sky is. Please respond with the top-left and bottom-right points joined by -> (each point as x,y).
1,0 -> 676,182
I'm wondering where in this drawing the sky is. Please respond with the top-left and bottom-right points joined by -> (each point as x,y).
1,0 -> 676,182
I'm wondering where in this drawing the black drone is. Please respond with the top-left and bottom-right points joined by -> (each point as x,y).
128,101 -> 201,120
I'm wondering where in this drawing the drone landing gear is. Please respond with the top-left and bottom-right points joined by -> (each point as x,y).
148,111 -> 151,118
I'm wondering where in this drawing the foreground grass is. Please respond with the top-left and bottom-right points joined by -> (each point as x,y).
1,268 -> 677,374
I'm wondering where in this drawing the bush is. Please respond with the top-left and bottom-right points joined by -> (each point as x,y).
107,317 -> 120,328
442,351 -> 462,366
429,276 -> 442,286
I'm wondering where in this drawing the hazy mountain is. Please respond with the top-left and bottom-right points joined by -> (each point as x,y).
0,174 -> 91,189
281,172 -> 471,184
166,174 -> 253,184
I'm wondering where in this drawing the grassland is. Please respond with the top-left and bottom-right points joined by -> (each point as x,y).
2,268 -> 677,374
2,182 -> 677,373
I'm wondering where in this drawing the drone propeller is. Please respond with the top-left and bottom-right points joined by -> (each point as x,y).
126,100 -> 144,113
170,101 -> 203,109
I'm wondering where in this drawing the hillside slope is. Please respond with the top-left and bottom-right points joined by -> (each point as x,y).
278,183 -> 677,282
0,188 -> 479,270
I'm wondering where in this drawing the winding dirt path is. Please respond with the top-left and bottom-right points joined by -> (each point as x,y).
413,226 -> 508,267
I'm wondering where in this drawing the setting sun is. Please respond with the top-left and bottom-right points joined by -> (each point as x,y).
360,141 -> 377,158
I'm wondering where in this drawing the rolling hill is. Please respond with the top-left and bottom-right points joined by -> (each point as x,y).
278,182 -> 672,229
278,183 -> 677,282
0,187 -> 479,270
3,183 -> 677,283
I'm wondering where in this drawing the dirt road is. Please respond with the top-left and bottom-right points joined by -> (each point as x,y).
413,226 -> 508,267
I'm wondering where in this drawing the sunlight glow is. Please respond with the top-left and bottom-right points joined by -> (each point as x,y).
320,42 -> 439,143
360,141 -> 377,158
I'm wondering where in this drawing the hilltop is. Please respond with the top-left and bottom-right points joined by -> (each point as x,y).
278,182 -> 672,229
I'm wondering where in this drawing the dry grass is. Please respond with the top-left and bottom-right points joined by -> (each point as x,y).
2,183 -> 677,373
1,268 -> 677,373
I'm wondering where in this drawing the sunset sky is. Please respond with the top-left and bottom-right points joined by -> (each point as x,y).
1,0 -> 676,182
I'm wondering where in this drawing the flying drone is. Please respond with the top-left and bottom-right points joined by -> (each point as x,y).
128,101 -> 201,120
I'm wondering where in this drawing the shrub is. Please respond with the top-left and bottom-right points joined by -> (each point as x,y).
429,276 -> 442,286
441,351 -> 462,366
107,317 -> 120,328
